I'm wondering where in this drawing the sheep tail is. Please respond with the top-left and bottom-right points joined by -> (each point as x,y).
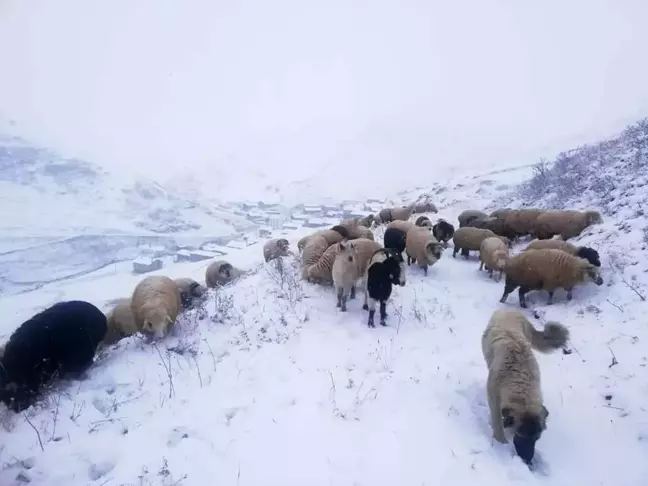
530,321 -> 570,353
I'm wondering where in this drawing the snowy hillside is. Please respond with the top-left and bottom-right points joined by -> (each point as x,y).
0,134 -> 249,237
1,122 -> 648,485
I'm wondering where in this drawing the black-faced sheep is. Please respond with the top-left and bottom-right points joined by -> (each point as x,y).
303,238 -> 382,284
332,240 -> 359,311
362,248 -> 406,328
533,210 -> 603,240
458,209 -> 488,228
503,209 -> 545,237
383,227 -> 407,255
432,219 -> 455,246
453,227 -> 510,259
263,238 -> 291,262
524,239 -> 600,267
131,275 -> 182,340
405,227 -> 445,275
0,301 -> 107,412
103,298 -> 138,345
500,248 -> 604,308
479,236 -> 509,281
174,277 -> 208,309
205,260 -> 242,288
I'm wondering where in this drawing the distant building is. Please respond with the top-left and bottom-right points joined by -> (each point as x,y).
259,226 -> 273,237
133,256 -> 163,274
304,205 -> 324,216
303,218 -> 328,228
292,213 -> 309,221
175,249 -> 192,263
189,250 -> 219,262
282,222 -> 301,230
268,215 -> 283,229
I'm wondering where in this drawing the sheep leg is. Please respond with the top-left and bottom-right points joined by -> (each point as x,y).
340,292 -> 348,312
488,268 -> 493,278
461,248 -> 470,259
546,291 -> 554,305
363,290 -> 369,310
423,265 -> 428,276
453,247 -> 458,258
379,301 -> 388,326
479,261 -> 484,271
367,297 -> 377,327
350,285 -> 356,300
497,269 -> 503,282
499,280 -> 518,303
518,286 -> 530,308
336,287 -> 343,308
566,288 -> 573,300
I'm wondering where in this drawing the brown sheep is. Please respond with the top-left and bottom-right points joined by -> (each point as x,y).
405,227 -> 445,275
131,275 -> 182,339
500,249 -> 604,308
457,209 -> 488,228
479,236 -> 509,281
345,224 -> 375,241
504,209 -> 545,237
103,298 -> 138,345
489,208 -> 513,219
533,210 -> 603,240
468,216 -> 517,241
263,238 -> 290,262
524,239 -> 601,267
452,227 -> 510,259
413,201 -> 438,214
297,226 -> 348,252
375,204 -> 415,224
303,238 -> 381,284
205,260 -> 242,288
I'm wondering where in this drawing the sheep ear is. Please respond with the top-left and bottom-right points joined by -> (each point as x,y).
542,405 -> 549,419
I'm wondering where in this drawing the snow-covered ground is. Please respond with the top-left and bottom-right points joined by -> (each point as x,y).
2,129 -> 648,486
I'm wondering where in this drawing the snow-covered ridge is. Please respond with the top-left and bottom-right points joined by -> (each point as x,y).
0,134 -> 250,237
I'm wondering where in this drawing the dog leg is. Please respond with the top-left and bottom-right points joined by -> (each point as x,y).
379,301 -> 388,326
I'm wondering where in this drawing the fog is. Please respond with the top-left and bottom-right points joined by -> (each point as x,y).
1,0 -> 647,196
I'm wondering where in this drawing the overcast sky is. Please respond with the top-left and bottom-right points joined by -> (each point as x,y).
1,0 -> 647,192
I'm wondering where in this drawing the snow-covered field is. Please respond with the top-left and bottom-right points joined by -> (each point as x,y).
2,136 -> 648,486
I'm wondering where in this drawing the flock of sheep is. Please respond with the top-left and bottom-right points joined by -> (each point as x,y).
0,199 -> 606,467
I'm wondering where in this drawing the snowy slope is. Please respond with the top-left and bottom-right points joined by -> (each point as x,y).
1,124 -> 648,484
0,134 -> 249,237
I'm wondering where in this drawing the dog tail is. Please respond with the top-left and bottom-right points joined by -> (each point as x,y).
529,321 -> 570,353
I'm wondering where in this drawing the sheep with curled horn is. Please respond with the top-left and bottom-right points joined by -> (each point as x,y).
533,210 -> 603,240
500,248 -> 604,308
205,260 -> 242,288
263,237 -> 291,262
524,239 -> 600,267
432,219 -> 455,247
405,227 -> 445,275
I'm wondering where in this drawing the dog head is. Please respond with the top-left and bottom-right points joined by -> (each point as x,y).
502,405 -> 548,464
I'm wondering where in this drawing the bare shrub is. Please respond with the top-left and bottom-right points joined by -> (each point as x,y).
266,256 -> 304,306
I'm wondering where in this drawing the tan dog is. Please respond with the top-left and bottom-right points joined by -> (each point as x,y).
482,309 -> 569,464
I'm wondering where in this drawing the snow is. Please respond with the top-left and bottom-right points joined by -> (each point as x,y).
1,143 -> 648,485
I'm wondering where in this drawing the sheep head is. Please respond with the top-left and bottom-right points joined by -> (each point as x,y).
585,211 -> 603,226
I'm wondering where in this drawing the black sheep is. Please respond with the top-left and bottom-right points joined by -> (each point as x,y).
383,227 -> 407,254
432,220 -> 455,244
362,250 -> 405,328
576,246 -> 601,267
0,300 -> 107,412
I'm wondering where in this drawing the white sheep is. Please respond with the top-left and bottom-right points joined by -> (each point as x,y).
130,275 -> 182,339
479,236 -> 509,281
332,240 -> 359,311
405,227 -> 445,275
